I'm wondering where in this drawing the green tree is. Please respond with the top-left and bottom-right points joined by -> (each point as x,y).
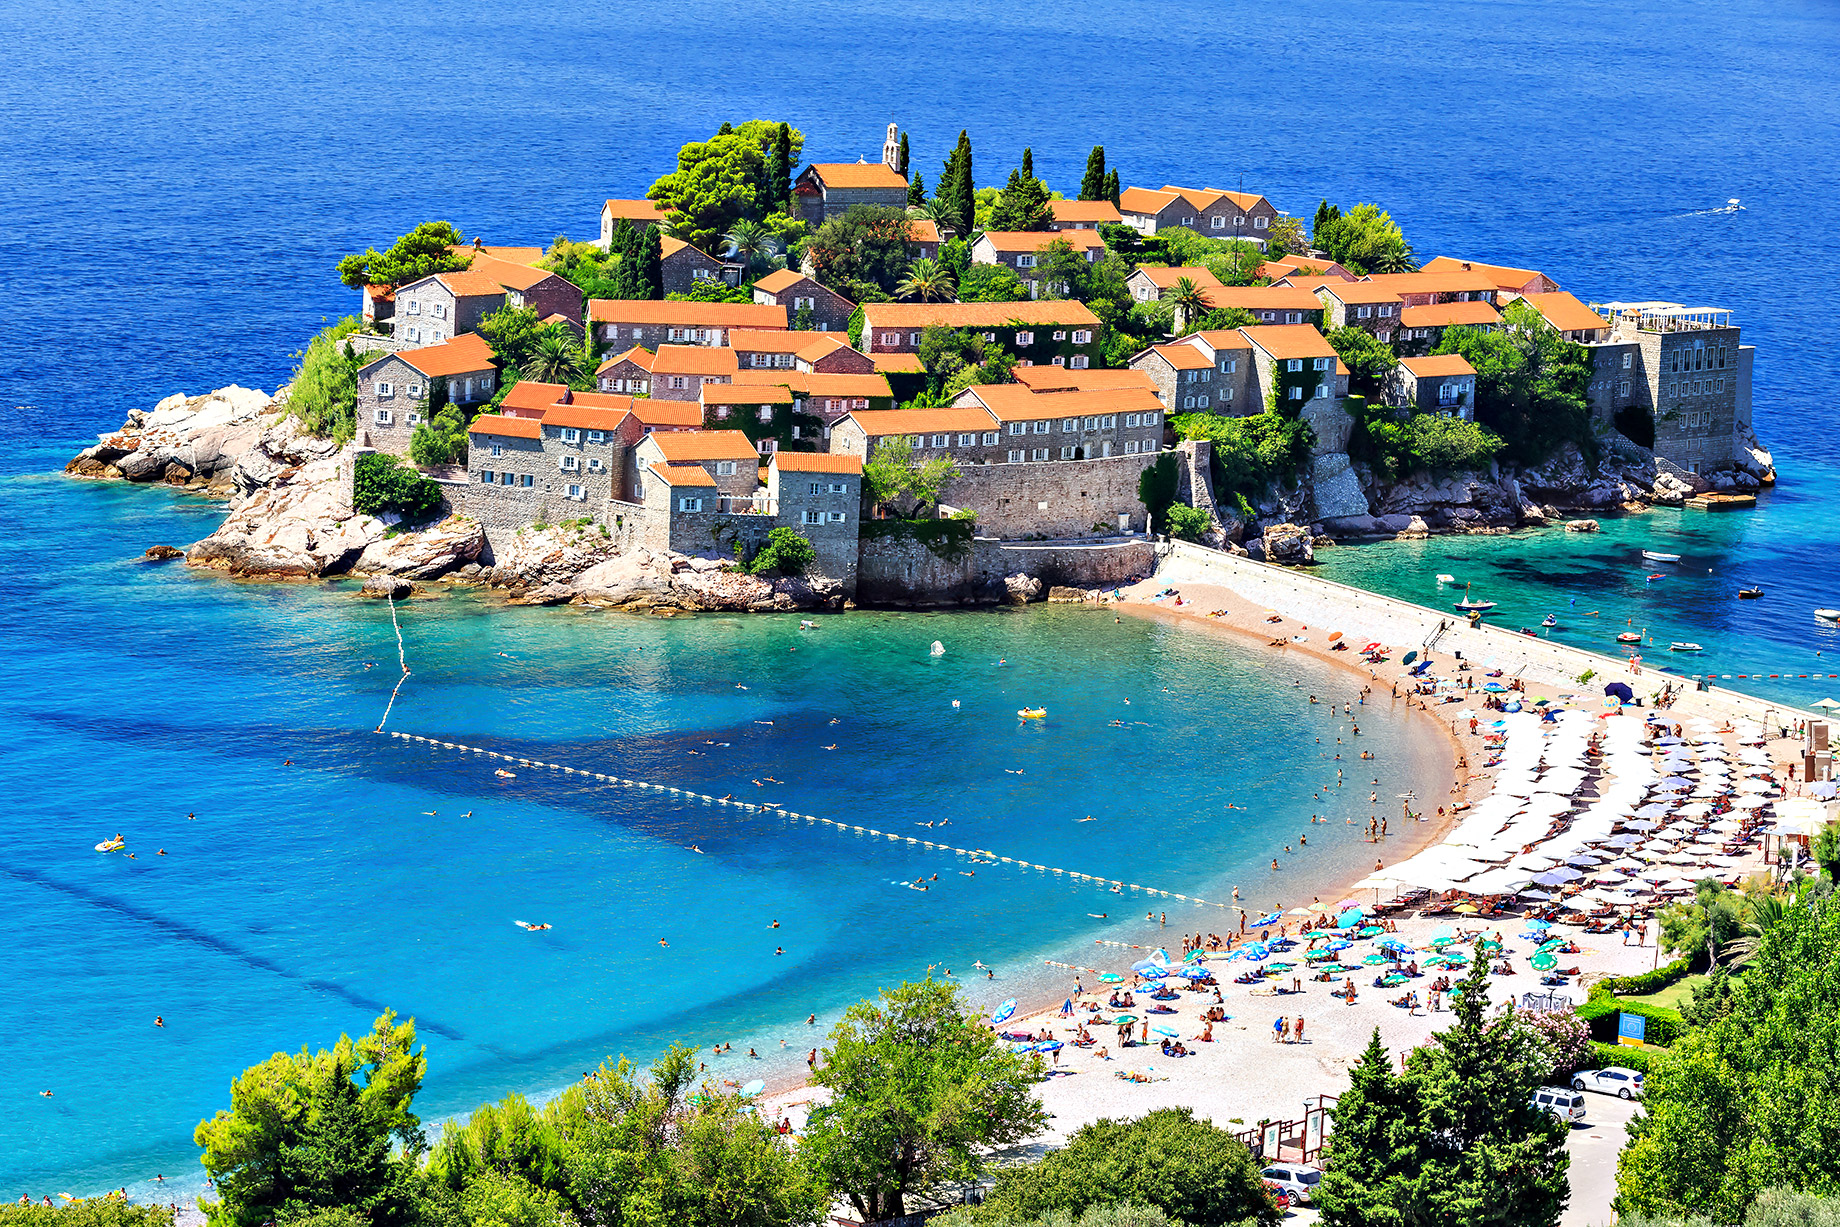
1165,503 -> 1210,542
668,278 -> 753,304
1660,878 -> 1749,969
0,1203 -> 177,1227
410,401 -> 469,468
1102,169 -> 1120,206
1171,412 -> 1313,501
802,979 -> 1046,1221
1079,147 -> 1107,201
646,124 -> 805,253
1137,451 -> 1179,533
863,435 -> 960,515
1616,895 -> 1840,1223
1264,215 -> 1305,258
958,263 -> 1027,303
980,1108 -> 1278,1227
478,305 -> 547,371
526,331 -> 586,386
1316,1030 -> 1426,1226
1165,276 -> 1213,334
1433,300 -> 1591,464
337,222 -> 468,289
769,122 -> 794,214
722,219 -> 779,279
935,131 -> 975,234
896,257 -> 957,303
426,1092 -> 568,1196
897,130 -> 910,177
635,224 -> 664,300
1813,822 -> 1840,882
803,204 -> 914,297
351,453 -> 445,521
749,526 -> 817,576
1313,203 -> 1413,275
988,167 -> 1053,232
195,1011 -> 427,1227
287,318 -> 364,442
1312,200 -> 1339,245
1034,238 -> 1095,302
1326,325 -> 1399,398
908,171 -> 927,209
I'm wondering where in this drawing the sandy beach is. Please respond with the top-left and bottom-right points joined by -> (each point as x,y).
757,543 -> 1806,1162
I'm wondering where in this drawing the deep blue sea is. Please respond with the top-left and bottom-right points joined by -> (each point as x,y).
2,0 -> 1837,1199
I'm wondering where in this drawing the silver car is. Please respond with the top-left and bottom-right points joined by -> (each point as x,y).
1572,1066 -> 1645,1099
1262,1165 -> 1323,1205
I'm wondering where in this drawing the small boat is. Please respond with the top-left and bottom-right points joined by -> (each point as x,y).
1670,642 -> 1704,652
1455,599 -> 1496,612
1642,550 -> 1681,563
1816,609 -> 1840,621
1018,708 -> 1047,719
1436,574 -> 1456,584
94,840 -> 124,853
799,619 -> 817,630
1541,615 -> 1557,628
1617,631 -> 1643,644
1738,587 -> 1764,600
929,640 -> 945,656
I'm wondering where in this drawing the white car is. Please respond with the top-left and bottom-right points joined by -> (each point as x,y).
1262,1164 -> 1323,1205
1572,1066 -> 1645,1099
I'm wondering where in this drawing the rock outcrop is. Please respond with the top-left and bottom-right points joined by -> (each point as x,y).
359,575 -> 414,600
187,453 -> 379,578
66,385 -> 281,491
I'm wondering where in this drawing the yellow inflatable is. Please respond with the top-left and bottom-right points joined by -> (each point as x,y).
1017,708 -> 1047,719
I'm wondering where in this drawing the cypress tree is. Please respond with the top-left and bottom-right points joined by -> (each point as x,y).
637,225 -> 664,300
1102,169 -> 1120,206
1020,147 -> 1033,179
1079,146 -> 1106,201
897,130 -> 909,177
770,122 -> 793,214
949,130 -> 974,236
1315,1030 -> 1425,1225
608,219 -> 637,299
716,121 -> 734,136
907,171 -> 926,209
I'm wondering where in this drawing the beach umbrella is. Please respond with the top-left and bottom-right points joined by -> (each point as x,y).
1151,1026 -> 1179,1038
740,1079 -> 765,1097
1326,939 -> 1352,952
1132,961 -> 1168,978
1604,682 -> 1635,703
1034,1040 -> 1063,1052
1432,924 -> 1455,941
1484,681 -> 1507,693
1112,1015 -> 1137,1025
1527,918 -> 1552,930
1404,650 -> 1419,665
1454,903 -> 1480,914
1175,966 -> 1210,979
1241,942 -> 1270,961
1530,951 -> 1558,972
1362,953 -> 1388,965
1635,804 -> 1672,818
1816,699 -> 1840,711
1538,937 -> 1565,952
1337,908 -> 1365,929
991,1000 -> 1016,1025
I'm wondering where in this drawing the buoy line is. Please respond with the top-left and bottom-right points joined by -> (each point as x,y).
375,595 -> 413,734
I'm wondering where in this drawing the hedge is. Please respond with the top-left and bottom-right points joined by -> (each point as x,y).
1587,1041 -> 1659,1077
1576,995 -> 1685,1048
1599,956 -> 1694,997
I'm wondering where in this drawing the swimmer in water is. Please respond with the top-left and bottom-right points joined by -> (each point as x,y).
155,1016 -> 164,1027
659,938 -> 669,947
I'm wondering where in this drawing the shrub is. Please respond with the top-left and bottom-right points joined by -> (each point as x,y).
748,526 -> 816,576
1347,397 -> 1502,481
287,317 -> 363,442
1588,1040 -> 1658,1077
1165,503 -> 1211,542
1602,956 -> 1695,997
0,1204 -> 176,1227
1136,451 -> 1179,532
1576,995 -> 1685,1048
1170,411 -> 1311,500
1512,1007 -> 1595,1079
352,452 -> 443,521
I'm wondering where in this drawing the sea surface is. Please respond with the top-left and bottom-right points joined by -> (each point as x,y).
2,0 -> 1837,1198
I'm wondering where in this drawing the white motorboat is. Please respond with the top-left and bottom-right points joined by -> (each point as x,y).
1817,609 -> 1840,621
1642,550 -> 1681,563
1436,573 -> 1456,584
1670,642 -> 1704,652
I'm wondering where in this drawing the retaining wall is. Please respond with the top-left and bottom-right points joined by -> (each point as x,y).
857,536 -> 1155,606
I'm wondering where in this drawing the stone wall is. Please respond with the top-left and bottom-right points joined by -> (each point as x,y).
938,452 -> 1160,539
856,536 -> 1155,606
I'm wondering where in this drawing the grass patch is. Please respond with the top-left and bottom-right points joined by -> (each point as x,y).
1621,974 -> 1707,1014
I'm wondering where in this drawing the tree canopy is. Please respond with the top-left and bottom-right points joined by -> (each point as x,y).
1079,147 -> 1107,202
1326,325 -> 1399,398
1434,300 -> 1592,463
1313,202 -> 1415,275
801,979 -> 1047,1220
337,222 -> 469,289
935,131 -> 975,234
803,205 -> 913,299
987,166 -> 1052,232
647,122 -> 806,253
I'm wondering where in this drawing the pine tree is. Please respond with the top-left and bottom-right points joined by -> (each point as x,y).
716,121 -> 734,136
908,171 -> 926,209
988,168 -> 1052,232
637,225 -> 664,300
1079,146 -> 1106,201
1316,1030 -> 1426,1226
897,131 -> 909,177
770,122 -> 793,214
1102,169 -> 1120,206
1020,147 -> 1033,179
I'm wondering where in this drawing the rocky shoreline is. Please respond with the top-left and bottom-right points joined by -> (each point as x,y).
66,382 -> 1780,602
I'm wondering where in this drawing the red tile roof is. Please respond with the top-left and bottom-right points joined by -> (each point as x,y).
646,430 -> 759,462
652,345 -> 740,375
1401,355 -> 1477,378
398,332 -> 497,378
1147,343 -> 1214,371
869,351 -> 926,374
543,403 -> 632,431
860,301 -> 1100,329
907,219 -> 943,244
1132,266 -> 1225,291
446,244 -> 547,266
588,299 -> 787,328
805,162 -> 908,190
596,346 -> 655,374
1399,301 -> 1503,328
703,385 -> 794,405
471,256 -> 560,292
842,407 -> 998,436
729,329 -> 818,353
1359,271 -> 1500,297
1012,367 -> 1158,393
1049,199 -> 1123,224
649,461 -> 715,487
772,452 -> 863,474
659,235 -> 720,264
629,401 -> 704,429
1199,284 -> 1325,313
432,269 -> 513,297
752,269 -> 811,294
1314,281 -> 1403,306
1422,256 -> 1552,292
1187,329 -> 1253,351
733,370 -> 892,398
962,383 -> 1163,422
978,229 -> 1106,254
1242,325 -> 1336,360
468,415 -> 541,439
795,334 -> 862,364
1522,291 -> 1604,333
603,199 -> 669,221
499,381 -> 572,412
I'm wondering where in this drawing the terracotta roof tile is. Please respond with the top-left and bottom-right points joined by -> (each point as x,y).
630,401 -> 704,429
1132,266 -> 1224,291
752,269 -> 809,294
962,384 -> 1164,422
397,332 -> 497,378
647,430 -> 759,462
652,345 -> 739,375
433,269 -> 513,298
1188,329 -> 1252,351
1314,281 -> 1403,305
1400,355 -> 1477,377
729,329 -> 819,353
468,415 -> 541,439
907,219 -> 942,244
1422,256 -> 1552,292
869,352 -> 926,374
659,235 -> 720,264
471,256 -> 559,292
1146,344 -> 1214,371
860,301 -> 1100,329
588,299 -> 787,328
1241,325 -> 1336,360
542,404 -> 632,431
794,334 -> 859,363
1118,187 -> 1179,215
1012,367 -> 1158,393
702,385 -> 794,405
649,461 -> 715,487
603,199 -> 670,221
978,229 -> 1106,253
499,381 -> 572,412
1359,271 -> 1500,296
446,244 -> 548,266
1522,291 -> 1605,333
596,346 -> 656,374
772,452 -> 863,474
842,407 -> 998,436
805,162 -> 908,190
1200,284 -> 1325,313
1049,199 -> 1123,224
1399,301 -> 1503,328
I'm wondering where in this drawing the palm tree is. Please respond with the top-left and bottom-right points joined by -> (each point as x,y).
1167,276 -> 1213,334
526,330 -> 584,385
896,257 -> 957,303
721,220 -> 778,277
1370,246 -> 1419,275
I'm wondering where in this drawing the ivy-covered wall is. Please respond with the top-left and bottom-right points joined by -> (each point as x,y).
702,401 -> 826,453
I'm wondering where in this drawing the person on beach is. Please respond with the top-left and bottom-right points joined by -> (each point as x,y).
1295,1017 -> 1306,1044
1273,1016 -> 1285,1043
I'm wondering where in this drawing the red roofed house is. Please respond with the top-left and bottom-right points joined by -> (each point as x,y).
1262,255 -> 1355,283
588,299 -> 786,349
660,236 -> 739,295
1387,354 -> 1478,419
393,269 -> 510,348
949,384 -> 1166,460
827,406 -> 1005,466
857,301 -> 1101,369
1421,256 -> 1558,299
361,284 -> 395,331
907,218 -> 943,261
355,333 -> 498,456
766,452 -> 863,574
969,229 -> 1106,297
793,159 -> 910,225
1129,341 -> 1229,414
751,269 -> 855,333
1241,325 -> 1339,409
1314,281 -> 1405,344
634,430 -> 763,501
595,346 -> 654,396
1187,284 -> 1325,327
599,199 -> 669,246
1012,367 -> 1158,394
472,256 -> 583,332
650,344 -> 738,400
698,383 -> 808,458
1047,199 -> 1123,230
1126,265 -> 1225,304
1118,186 -> 1278,239
1520,291 -> 1610,344
733,369 -> 894,431
1397,300 -> 1503,356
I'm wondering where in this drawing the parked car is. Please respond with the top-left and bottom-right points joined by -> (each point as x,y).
1262,1165 -> 1324,1205
1532,1086 -> 1589,1122
1573,1066 -> 1645,1099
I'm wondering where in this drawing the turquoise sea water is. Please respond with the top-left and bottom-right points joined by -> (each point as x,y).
3,0 -> 1838,1199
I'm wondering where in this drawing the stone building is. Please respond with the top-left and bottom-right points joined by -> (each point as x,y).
767,452 -> 864,583
950,384 -> 1166,460
355,333 -> 498,455
969,229 -> 1106,297
1130,342 -> 1224,414
660,236 -> 739,296
628,399 -> 705,435
634,430 -> 763,501
393,269 -> 508,348
699,384 -> 823,458
1126,265 -> 1223,303
1595,302 -> 1750,475
1263,255 -> 1354,283
1117,186 -> 1277,239
906,218 -> 943,261
1386,355 -> 1478,419
751,269 -> 855,333
651,345 -> 738,400
474,257 -> 584,331
1190,284 -> 1324,326
1356,270 -> 1501,310
588,299 -> 786,349
792,161 -> 910,225
1242,325 -> 1338,410
829,407 -> 1007,467
361,284 -> 395,332
856,301 -> 1102,368
1421,256 -> 1558,299
1047,199 -> 1123,230
595,346 -> 654,396
937,452 -> 1160,539
598,199 -> 669,246
731,369 -> 894,429
1396,300 -> 1503,356
1012,366 -> 1159,395
1313,281 -> 1404,343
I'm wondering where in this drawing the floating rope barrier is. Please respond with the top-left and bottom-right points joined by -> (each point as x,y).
376,727 -> 1249,915
375,596 -> 413,734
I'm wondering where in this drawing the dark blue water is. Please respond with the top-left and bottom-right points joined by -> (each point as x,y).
1,0 -> 1835,1197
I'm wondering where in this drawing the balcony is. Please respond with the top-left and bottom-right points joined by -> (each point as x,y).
716,495 -> 776,515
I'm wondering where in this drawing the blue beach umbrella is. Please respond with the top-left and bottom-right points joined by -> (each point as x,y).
1336,908 -> 1364,929
1152,1026 -> 1179,1038
991,999 -> 1016,1025
740,1079 -> 765,1098
1175,966 -> 1210,979
1326,939 -> 1352,952
1034,1040 -> 1063,1052
1527,919 -> 1552,930
1241,942 -> 1270,961
1132,961 -> 1168,978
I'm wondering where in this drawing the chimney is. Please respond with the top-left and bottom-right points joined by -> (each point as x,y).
1460,262 -> 1471,271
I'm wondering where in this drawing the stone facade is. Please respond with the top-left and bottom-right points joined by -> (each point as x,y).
1633,322 -> 1743,474
1386,357 -> 1477,419
1117,186 -> 1277,239
394,273 -> 503,348
856,537 -> 1155,606
1314,283 -> 1403,345
355,342 -> 497,456
970,231 -> 1105,297
937,452 -> 1160,539
590,300 -> 787,349
857,303 -> 1102,367
792,161 -> 910,225
751,271 -> 855,334
659,237 -> 736,297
